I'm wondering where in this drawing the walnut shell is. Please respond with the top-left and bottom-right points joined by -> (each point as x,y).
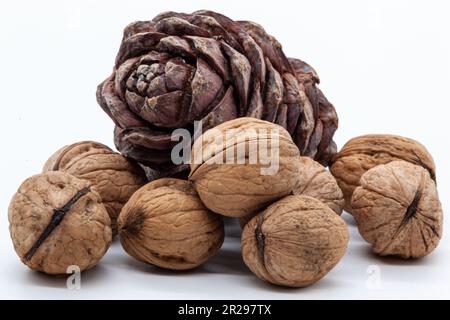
118,178 -> 224,270
43,141 -> 148,235
351,161 -> 443,259
189,118 -> 301,218
242,195 -> 349,288
293,157 -> 344,215
330,134 -> 436,213
8,171 -> 112,275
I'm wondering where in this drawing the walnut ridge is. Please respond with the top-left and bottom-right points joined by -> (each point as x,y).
43,141 -> 148,235
330,134 -> 436,213
351,161 -> 443,259
241,195 -> 349,288
118,178 -> 224,270
8,171 -> 112,275
189,118 -> 301,218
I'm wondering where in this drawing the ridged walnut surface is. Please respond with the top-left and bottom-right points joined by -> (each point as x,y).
8,172 -> 112,275
118,178 -> 224,270
330,134 -> 436,213
189,118 -> 301,217
97,10 -> 338,176
43,141 -> 148,235
241,195 -> 349,288
351,161 -> 443,259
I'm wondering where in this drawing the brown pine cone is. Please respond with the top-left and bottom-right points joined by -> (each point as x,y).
97,10 -> 338,176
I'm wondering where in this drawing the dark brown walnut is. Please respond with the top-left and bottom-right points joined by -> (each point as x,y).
43,141 -> 148,235
351,161 -> 443,259
242,195 -> 349,288
240,156 -> 344,227
118,178 -> 224,270
8,171 -> 112,275
189,118 -> 301,218
330,134 -> 436,213
97,10 -> 338,176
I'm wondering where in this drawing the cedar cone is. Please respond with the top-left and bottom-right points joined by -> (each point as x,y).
97,10 -> 338,176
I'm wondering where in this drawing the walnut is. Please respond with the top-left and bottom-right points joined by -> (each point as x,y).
242,195 -> 349,288
118,178 -> 224,270
189,118 -> 301,218
43,141 -> 148,235
8,171 -> 112,275
330,134 -> 436,213
293,157 -> 344,215
351,161 -> 443,259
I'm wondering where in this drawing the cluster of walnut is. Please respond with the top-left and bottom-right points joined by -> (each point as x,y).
43,141 -> 148,234
331,134 -> 443,259
7,10 -> 444,291
8,141 -> 148,274
7,124 -> 443,288
186,118 -> 349,287
112,117 -> 348,287
8,117 -> 349,288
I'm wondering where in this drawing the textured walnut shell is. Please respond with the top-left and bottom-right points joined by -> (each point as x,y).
330,134 -> 436,213
293,157 -> 344,215
118,178 -> 224,270
351,161 -> 443,259
189,118 -> 301,218
43,141 -> 148,235
242,195 -> 349,288
8,171 -> 112,275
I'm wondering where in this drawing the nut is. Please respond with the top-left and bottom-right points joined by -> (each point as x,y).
330,134 -> 436,213
118,178 -> 224,270
241,195 -> 349,288
240,156 -> 344,227
8,171 -> 112,275
293,157 -> 344,215
351,161 -> 443,259
43,141 -> 148,235
189,118 -> 301,218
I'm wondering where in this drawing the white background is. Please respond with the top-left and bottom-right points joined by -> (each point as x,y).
0,0 -> 449,300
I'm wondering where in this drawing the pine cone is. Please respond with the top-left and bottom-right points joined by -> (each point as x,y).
97,10 -> 338,176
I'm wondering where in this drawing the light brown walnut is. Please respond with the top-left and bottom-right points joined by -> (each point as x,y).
330,134 -> 436,213
118,178 -> 224,270
43,141 -> 148,235
189,118 -> 301,218
8,171 -> 112,275
242,195 -> 349,288
293,157 -> 344,215
351,161 -> 443,259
